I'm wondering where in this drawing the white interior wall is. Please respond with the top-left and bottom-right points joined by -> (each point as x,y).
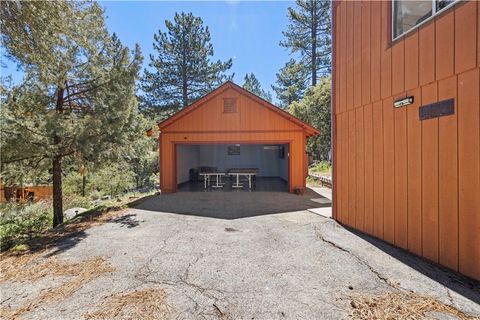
198,144 -> 287,178
176,145 -> 200,184
278,144 -> 289,181
176,144 -> 289,184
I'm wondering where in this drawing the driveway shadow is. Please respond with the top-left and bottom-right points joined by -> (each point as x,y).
38,226 -> 88,258
134,188 -> 331,219
346,227 -> 480,305
108,214 -> 142,228
32,206 -> 126,257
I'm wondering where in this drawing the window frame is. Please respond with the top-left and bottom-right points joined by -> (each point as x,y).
392,0 -> 458,41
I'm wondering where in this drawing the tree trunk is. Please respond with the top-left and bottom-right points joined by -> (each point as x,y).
52,155 -> 63,227
82,175 -> 86,197
182,79 -> 188,107
311,0 -> 317,86
52,86 -> 65,227
182,31 -> 188,107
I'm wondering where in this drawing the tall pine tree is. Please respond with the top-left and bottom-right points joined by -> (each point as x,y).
1,1 -> 143,227
141,12 -> 233,110
280,0 -> 331,85
242,73 -> 272,102
271,59 -> 308,108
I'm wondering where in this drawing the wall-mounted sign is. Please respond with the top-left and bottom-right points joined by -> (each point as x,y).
394,96 -> 414,108
419,99 -> 455,120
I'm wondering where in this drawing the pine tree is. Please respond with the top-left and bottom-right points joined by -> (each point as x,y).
242,73 -> 272,102
271,59 -> 308,108
1,1 -> 143,227
280,0 -> 331,85
141,12 -> 233,110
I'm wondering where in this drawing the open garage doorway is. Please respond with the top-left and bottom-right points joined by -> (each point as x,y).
175,143 -> 289,192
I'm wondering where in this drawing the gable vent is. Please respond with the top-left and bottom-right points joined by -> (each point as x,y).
223,98 -> 237,113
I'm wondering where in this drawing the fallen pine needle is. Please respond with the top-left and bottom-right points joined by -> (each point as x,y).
85,288 -> 171,320
349,290 -> 477,320
0,256 -> 114,319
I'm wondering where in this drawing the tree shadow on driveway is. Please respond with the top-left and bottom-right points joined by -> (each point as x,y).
108,214 -> 143,228
34,207 -> 128,258
133,188 -> 331,219
39,226 -> 89,258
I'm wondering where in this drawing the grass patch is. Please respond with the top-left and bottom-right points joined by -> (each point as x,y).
10,243 -> 30,252
349,290 -> 475,320
309,161 -> 332,175
306,176 -> 322,187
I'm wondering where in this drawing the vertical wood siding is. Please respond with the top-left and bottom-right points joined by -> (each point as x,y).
333,0 -> 480,280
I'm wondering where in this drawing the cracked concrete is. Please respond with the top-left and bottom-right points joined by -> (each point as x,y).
1,193 -> 479,319
315,227 -> 392,286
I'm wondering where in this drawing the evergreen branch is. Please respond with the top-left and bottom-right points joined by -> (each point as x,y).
1,154 -> 46,164
3,118 -> 51,138
63,81 -> 107,100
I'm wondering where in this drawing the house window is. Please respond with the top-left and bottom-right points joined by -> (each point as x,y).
223,98 -> 237,113
393,0 -> 457,40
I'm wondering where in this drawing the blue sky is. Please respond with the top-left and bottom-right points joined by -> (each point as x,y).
2,1 -> 295,101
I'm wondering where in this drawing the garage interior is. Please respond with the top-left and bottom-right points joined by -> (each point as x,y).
176,143 -> 289,192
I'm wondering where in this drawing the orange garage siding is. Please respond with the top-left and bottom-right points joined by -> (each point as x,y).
157,82 -> 319,194
333,0 -> 480,280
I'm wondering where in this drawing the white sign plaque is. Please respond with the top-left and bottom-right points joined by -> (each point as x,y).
394,96 -> 414,108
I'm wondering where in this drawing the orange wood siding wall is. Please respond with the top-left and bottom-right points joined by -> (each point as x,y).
25,186 -> 53,202
159,87 -> 309,193
333,0 -> 480,280
0,185 -> 5,202
1,185 -> 53,202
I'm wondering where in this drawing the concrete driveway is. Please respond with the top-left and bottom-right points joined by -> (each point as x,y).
134,188 -> 332,219
2,191 -> 479,319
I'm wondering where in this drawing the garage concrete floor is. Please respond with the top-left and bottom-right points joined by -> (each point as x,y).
136,187 -> 331,219
178,177 -> 289,192
2,191 -> 479,319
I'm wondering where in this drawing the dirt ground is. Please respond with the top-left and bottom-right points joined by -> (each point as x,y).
1,191 -> 479,319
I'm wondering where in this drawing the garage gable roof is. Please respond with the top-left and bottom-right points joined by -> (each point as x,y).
157,81 -> 320,137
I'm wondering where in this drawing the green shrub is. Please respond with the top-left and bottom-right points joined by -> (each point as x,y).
63,194 -> 92,209
310,161 -> 332,174
0,200 -> 52,250
90,189 -> 103,200
89,164 -> 135,197
63,173 -> 87,196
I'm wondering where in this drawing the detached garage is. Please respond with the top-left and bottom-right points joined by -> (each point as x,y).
157,81 -> 319,193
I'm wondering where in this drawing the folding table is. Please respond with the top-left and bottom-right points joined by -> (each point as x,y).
227,168 -> 258,190
199,172 -> 226,190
